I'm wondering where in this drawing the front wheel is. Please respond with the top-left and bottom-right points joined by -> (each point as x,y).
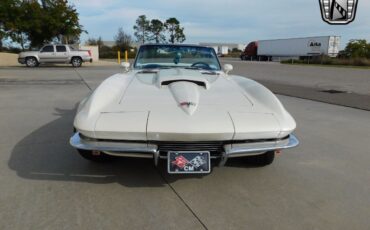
71,57 -> 82,67
77,149 -> 113,162
26,57 -> 38,67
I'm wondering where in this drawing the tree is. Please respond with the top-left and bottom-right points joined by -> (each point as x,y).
21,1 -> 49,48
97,36 -> 103,48
40,0 -> 48,9
165,18 -> 185,44
344,39 -> 370,59
43,0 -> 85,44
86,38 -> 97,46
133,15 -> 150,44
0,0 -> 85,48
232,48 -> 242,53
86,36 -> 104,48
114,27 -> 132,52
0,0 -> 26,49
148,19 -> 165,43
0,1 -> 10,50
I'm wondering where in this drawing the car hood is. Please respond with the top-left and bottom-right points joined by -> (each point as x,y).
90,69 -> 283,141
118,69 -> 253,113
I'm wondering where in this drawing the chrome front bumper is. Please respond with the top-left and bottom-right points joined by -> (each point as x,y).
70,133 -> 299,166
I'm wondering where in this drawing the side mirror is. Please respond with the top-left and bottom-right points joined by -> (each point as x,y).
223,64 -> 233,75
121,62 -> 130,72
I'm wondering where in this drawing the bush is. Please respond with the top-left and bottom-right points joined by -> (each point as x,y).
0,46 -> 22,54
222,51 -> 242,58
352,58 -> 370,66
99,45 -> 137,59
99,46 -> 116,59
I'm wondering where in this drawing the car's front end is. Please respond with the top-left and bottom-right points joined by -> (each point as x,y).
70,132 -> 298,167
17,57 -> 26,64
18,52 -> 35,64
70,44 -> 299,174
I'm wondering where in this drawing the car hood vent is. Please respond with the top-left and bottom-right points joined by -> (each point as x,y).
156,68 -> 210,89
161,79 -> 206,88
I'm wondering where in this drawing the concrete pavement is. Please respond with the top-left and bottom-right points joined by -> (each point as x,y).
0,66 -> 369,229
222,59 -> 370,96
220,60 -> 370,110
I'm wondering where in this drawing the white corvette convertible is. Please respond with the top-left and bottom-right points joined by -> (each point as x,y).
70,44 -> 298,174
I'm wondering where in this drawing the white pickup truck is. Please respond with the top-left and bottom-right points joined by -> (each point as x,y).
18,44 -> 93,67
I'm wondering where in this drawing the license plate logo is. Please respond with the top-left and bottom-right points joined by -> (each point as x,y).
168,152 -> 210,174
171,155 -> 189,169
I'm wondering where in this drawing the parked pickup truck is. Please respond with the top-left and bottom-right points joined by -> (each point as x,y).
18,44 -> 92,67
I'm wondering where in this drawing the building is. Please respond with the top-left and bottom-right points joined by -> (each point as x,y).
102,41 -> 116,47
199,42 -> 247,55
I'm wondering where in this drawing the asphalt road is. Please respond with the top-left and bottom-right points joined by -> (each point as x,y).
224,59 -> 370,96
223,59 -> 370,110
0,65 -> 369,230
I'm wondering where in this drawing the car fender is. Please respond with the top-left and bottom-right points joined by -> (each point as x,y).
232,75 -> 296,137
20,54 -> 40,62
74,73 -> 134,137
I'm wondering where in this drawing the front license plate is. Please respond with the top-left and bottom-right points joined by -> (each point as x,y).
168,151 -> 211,174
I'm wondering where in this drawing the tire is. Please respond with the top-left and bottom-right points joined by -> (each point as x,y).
71,57 -> 82,67
77,149 -> 113,163
26,57 -> 38,67
245,151 -> 275,166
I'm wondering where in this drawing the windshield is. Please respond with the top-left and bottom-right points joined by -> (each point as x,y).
134,45 -> 221,70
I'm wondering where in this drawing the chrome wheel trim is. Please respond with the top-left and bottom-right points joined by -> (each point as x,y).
26,58 -> 36,67
72,58 -> 81,67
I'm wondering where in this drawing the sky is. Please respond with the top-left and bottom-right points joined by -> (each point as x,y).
70,0 -> 370,49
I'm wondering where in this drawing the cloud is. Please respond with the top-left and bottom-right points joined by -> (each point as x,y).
70,0 -> 370,48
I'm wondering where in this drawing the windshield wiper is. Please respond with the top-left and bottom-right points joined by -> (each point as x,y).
184,67 -> 219,75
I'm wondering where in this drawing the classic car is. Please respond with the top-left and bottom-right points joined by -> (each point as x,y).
70,44 -> 298,174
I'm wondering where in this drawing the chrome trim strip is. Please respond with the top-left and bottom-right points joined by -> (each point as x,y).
70,132 -> 157,154
70,132 -> 299,166
153,151 -> 160,166
218,134 -> 299,166
224,134 -> 299,158
103,151 -> 153,158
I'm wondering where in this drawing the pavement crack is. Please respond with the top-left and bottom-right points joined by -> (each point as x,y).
73,69 -> 92,91
156,168 -> 208,230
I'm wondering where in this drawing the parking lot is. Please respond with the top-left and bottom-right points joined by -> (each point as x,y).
1,62 -> 370,229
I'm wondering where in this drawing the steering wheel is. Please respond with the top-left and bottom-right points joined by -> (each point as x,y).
191,62 -> 211,69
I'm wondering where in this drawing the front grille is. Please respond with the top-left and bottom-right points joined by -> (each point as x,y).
155,141 -> 224,156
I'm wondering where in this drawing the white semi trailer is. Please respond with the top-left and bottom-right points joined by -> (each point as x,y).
240,36 -> 341,61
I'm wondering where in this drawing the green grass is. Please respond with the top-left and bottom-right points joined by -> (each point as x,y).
281,58 -> 370,69
281,62 -> 370,69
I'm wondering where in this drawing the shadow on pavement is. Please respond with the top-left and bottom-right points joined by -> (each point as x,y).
8,107 -> 261,187
8,107 -> 169,187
